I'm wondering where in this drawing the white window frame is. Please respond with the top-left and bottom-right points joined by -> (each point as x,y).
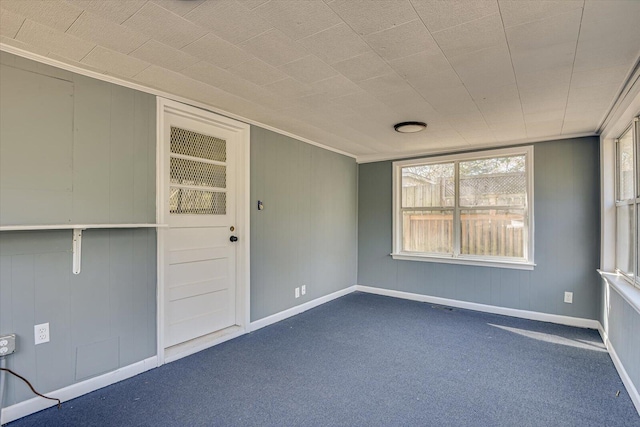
614,117 -> 640,290
392,146 -> 535,270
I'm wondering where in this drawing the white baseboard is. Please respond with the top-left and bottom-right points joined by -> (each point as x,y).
1,355 -> 157,425
599,324 -> 640,416
249,286 -> 357,332
355,285 -> 601,329
5,286 -> 628,424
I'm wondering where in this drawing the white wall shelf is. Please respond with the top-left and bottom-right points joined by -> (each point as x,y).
0,224 -> 166,231
0,224 -> 167,274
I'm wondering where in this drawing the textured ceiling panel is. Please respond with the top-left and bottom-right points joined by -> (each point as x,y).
412,0 -> 498,33
130,39 -> 199,73
331,51 -> 393,82
227,58 -> 288,86
67,11 -> 149,54
278,55 -> 339,84
448,45 -> 515,94
432,13 -> 505,58
357,72 -> 413,98
123,2 -> 206,49
0,8 -> 24,38
184,1 -> 273,44
364,19 -> 439,61
1,0 -> 81,32
82,45 -> 150,78
329,0 -> 417,36
299,23 -> 369,64
253,0 -> 341,40
239,29 -> 308,67
309,74 -> 361,99
498,0 -> 584,28
0,0 -> 638,160
15,19 -> 94,61
236,0 -> 270,10
151,0 -> 205,16
65,0 -> 147,24
182,33 -> 251,70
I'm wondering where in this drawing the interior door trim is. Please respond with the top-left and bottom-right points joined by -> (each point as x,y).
155,97 -> 250,366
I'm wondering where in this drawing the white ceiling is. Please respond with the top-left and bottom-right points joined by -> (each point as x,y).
1,0 -> 639,161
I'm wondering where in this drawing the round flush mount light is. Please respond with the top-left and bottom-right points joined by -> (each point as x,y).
394,121 -> 427,133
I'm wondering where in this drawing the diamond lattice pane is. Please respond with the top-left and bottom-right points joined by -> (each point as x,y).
170,126 -> 226,162
170,157 -> 226,189
169,187 -> 226,215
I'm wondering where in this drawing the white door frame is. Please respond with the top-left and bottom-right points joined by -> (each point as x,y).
155,97 -> 250,366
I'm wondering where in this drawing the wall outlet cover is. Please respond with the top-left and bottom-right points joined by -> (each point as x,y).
564,292 -> 573,304
301,285 -> 306,295
295,287 -> 300,298
34,323 -> 50,345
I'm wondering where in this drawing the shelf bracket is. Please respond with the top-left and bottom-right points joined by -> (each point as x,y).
72,228 -> 85,275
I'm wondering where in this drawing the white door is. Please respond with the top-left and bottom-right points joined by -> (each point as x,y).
160,101 -> 244,349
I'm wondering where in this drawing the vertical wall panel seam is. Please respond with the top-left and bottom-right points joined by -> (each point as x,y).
71,81 -> 76,222
108,86 -> 113,222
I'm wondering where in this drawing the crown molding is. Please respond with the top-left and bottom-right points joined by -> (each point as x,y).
356,132 -> 597,164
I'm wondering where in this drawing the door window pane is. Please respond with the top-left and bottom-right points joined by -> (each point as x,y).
169,188 -> 226,215
170,157 -> 226,188
170,126 -> 226,162
402,210 -> 453,254
460,209 -> 525,258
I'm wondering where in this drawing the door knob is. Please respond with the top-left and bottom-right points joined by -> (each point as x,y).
230,236 -> 238,242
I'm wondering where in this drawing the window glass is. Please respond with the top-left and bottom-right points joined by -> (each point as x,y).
402,163 -> 454,208
616,204 -> 635,277
459,156 -> 526,207
617,127 -> 634,200
402,210 -> 453,254
460,209 -> 525,257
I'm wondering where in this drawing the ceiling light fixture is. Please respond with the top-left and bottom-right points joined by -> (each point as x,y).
394,121 -> 427,133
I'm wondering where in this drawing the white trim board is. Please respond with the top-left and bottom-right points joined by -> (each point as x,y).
356,132 -> 596,164
355,286 -> 600,329
0,43 -> 355,160
599,325 -> 640,416
249,286 -> 357,332
0,356 -> 157,425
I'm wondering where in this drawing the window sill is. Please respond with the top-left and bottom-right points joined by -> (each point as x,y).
390,253 -> 535,270
598,270 -> 640,315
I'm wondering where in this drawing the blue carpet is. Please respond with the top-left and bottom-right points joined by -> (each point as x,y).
7,292 -> 640,426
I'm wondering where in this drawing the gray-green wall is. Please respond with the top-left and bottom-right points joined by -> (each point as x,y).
358,137 -> 601,320
250,127 -> 357,321
0,52 -> 157,407
0,52 -> 359,409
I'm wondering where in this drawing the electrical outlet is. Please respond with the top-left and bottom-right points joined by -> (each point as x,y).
0,334 -> 16,356
564,292 -> 573,304
295,287 -> 300,298
301,285 -> 306,296
34,323 -> 50,345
